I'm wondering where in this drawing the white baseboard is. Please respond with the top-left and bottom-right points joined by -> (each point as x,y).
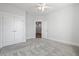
0,46 -> 2,49
1,39 -> 26,48
0,43 -> 2,49
47,37 -> 79,47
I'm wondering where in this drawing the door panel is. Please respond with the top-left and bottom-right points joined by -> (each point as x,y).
2,15 -> 15,46
14,16 -> 25,43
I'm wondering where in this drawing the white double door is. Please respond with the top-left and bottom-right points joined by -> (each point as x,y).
0,14 -> 25,47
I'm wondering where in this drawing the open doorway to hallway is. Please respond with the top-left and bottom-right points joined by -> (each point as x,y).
36,21 -> 42,38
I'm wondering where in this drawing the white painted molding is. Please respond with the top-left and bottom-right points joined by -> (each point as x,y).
47,37 -> 79,47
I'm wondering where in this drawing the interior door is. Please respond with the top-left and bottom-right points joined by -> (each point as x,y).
2,15 -> 15,46
14,16 -> 25,43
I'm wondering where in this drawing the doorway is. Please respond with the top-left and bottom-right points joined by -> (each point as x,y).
36,21 -> 42,38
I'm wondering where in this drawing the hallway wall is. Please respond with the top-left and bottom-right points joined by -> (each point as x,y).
26,14 -> 35,39
26,13 -> 48,39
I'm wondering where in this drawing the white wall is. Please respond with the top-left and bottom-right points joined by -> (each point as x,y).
71,4 -> 79,45
42,20 -> 48,38
0,14 -> 2,48
0,4 -> 26,48
26,14 -> 35,39
47,4 -> 79,46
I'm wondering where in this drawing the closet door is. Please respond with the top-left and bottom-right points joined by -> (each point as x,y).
14,16 -> 25,43
2,15 -> 15,46
0,14 -> 2,48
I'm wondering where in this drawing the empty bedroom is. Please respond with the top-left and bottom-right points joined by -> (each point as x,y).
0,3 -> 79,56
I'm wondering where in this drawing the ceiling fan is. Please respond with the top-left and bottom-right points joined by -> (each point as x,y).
36,3 -> 50,12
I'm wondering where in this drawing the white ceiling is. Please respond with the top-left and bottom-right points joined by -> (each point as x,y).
10,3 -> 72,16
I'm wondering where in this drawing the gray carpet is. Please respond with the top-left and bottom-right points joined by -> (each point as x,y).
0,38 -> 79,56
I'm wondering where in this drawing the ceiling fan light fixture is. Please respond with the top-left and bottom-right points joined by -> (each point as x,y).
37,3 -> 49,12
